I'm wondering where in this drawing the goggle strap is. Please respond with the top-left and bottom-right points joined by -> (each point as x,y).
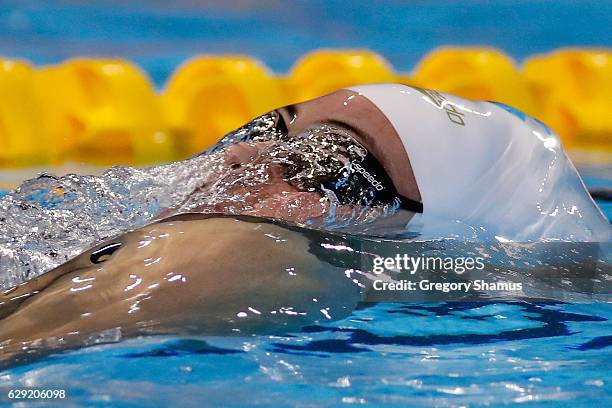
398,194 -> 423,213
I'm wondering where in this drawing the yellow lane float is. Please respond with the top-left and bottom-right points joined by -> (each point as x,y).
34,59 -> 175,165
412,47 -> 537,117
162,56 -> 283,156
524,49 -> 612,149
0,59 -> 50,166
0,48 -> 608,169
287,49 -> 398,103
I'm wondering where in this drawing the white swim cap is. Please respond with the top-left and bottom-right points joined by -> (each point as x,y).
348,83 -> 610,242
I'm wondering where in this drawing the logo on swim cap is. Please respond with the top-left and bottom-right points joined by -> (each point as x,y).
353,162 -> 384,191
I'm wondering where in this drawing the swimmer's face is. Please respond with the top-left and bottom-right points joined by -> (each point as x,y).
275,90 -> 421,204
219,90 -> 421,223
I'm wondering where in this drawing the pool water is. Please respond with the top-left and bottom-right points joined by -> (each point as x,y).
1,302 -> 610,407
0,169 -> 610,407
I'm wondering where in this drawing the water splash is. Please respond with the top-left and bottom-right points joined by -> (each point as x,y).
0,113 -> 406,288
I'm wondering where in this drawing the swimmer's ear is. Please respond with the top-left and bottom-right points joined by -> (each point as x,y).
89,242 -> 122,264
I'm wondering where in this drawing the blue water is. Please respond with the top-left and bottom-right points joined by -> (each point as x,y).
0,1 -> 610,87
1,302 -> 610,407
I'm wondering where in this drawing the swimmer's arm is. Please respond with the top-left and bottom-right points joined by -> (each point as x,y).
129,220 -> 363,335
0,219 -> 363,364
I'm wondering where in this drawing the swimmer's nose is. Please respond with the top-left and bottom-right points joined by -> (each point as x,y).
224,142 -> 259,168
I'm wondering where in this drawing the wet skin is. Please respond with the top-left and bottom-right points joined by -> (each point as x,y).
0,215 -> 363,364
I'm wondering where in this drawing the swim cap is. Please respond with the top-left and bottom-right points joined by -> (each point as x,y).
348,83 -> 610,242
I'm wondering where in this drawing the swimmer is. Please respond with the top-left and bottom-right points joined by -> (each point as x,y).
1,84 -> 609,363
0,214 -> 363,365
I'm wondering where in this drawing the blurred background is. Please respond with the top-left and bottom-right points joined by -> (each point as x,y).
0,0 -> 610,187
